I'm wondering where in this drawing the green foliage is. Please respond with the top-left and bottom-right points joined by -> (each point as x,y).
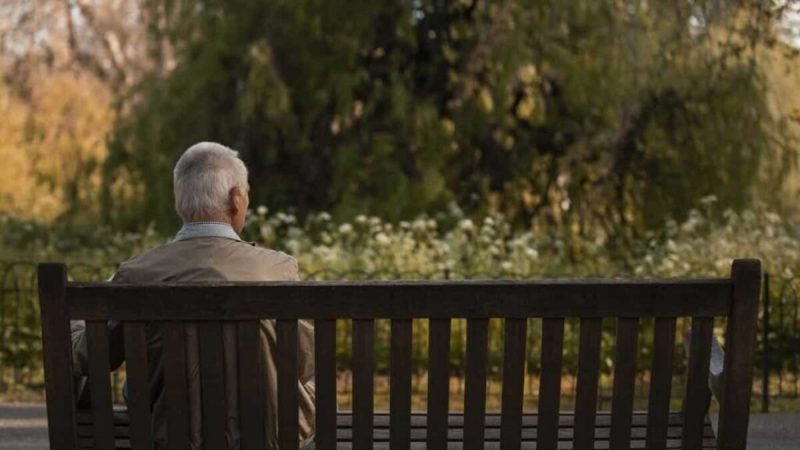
3,201 -> 798,387
105,0 -> 795,236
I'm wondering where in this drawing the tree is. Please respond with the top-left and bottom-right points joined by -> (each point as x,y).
99,0 -> 797,239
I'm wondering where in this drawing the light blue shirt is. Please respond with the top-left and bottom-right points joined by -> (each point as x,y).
174,221 -> 241,242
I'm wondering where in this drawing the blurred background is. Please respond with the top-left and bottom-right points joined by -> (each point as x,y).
1,0 -> 800,415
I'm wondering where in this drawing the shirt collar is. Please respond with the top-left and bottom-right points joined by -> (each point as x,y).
174,221 -> 241,242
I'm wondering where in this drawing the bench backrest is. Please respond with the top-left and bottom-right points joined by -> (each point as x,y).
38,259 -> 761,450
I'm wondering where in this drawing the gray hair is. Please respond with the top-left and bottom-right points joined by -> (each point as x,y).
173,142 -> 249,222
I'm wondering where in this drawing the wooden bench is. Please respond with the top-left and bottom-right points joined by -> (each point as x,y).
38,259 -> 761,450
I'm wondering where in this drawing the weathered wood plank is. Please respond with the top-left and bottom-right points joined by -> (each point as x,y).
427,318 -> 451,450
67,280 -> 732,320
464,318 -> 489,450
161,322 -> 189,450
682,318 -> 713,450
37,263 -> 79,450
391,319 -> 413,450
500,318 -> 527,450
646,318 -> 677,450
574,318 -> 602,450
198,322 -> 226,450
610,318 -> 639,450
315,319 -> 337,450
237,321 -> 265,450
86,321 -> 115,450
717,259 -> 761,450
123,322 -> 153,450
538,318 -> 565,450
278,319 -> 300,450
352,319 -> 375,450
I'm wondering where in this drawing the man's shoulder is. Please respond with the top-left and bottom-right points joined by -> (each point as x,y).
116,238 -> 299,281
240,242 -> 299,280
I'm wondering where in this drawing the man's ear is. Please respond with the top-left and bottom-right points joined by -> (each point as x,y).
229,187 -> 243,215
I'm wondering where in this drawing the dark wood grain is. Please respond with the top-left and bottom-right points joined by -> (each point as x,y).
464,318 -> 489,450
574,318 -> 602,450
390,319 -> 413,450
538,318 -> 565,450
67,280 -> 732,320
500,318 -> 527,450
352,319 -> 375,450
237,321 -> 265,450
278,319 -> 300,450
161,322 -> 189,450
86,320 -> 115,450
123,322 -> 153,450
44,259 -> 763,450
315,319 -> 337,450
426,318 -> 451,450
717,259 -> 761,450
37,263 -> 79,450
198,322 -> 227,450
646,318 -> 677,450
610,318 -> 639,450
681,318 -> 713,450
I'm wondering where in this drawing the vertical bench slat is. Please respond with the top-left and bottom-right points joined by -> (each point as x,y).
198,321 -> 227,450
610,318 -> 640,450
464,318 -> 489,450
500,318 -> 527,450
37,264 -> 79,450
162,322 -> 189,450
86,320 -> 115,450
278,319 -> 300,450
718,259 -> 761,450
646,317 -> 676,450
237,321 -> 265,450
426,318 -> 451,449
314,319 -> 337,450
573,317 -> 602,450
124,322 -> 153,450
538,318 -> 565,450
352,319 -> 375,450
390,319 -> 413,450
682,317 -> 713,450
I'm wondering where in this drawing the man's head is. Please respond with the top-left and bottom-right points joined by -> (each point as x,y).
173,142 -> 250,233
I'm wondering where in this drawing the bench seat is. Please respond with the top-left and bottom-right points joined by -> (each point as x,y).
77,409 -> 716,449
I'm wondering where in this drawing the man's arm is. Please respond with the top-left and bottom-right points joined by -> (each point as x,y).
69,272 -> 126,376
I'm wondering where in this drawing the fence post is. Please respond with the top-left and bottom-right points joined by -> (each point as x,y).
762,271 -> 769,413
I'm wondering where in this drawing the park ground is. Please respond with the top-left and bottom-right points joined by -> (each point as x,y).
1,403 -> 798,450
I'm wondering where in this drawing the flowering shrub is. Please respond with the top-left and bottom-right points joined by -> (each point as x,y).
241,199 -> 798,282
1,200 -> 798,395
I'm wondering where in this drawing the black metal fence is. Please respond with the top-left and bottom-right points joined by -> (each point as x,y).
760,272 -> 800,412
1,260 -> 798,411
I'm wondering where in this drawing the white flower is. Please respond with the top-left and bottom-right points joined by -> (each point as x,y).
500,261 -> 513,271
318,212 -> 331,221
256,205 -> 268,216
338,223 -> 353,234
375,232 -> 390,245
459,219 -> 474,231
525,248 -> 539,259
355,215 -> 368,224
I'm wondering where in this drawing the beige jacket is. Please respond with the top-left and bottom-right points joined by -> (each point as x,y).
71,235 -> 315,450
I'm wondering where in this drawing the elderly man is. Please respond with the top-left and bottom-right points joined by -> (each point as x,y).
70,142 -> 315,450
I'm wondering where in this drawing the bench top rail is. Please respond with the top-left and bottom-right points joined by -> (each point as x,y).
64,279 -> 732,320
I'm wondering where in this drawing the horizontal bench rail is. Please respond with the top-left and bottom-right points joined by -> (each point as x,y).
66,279 -> 731,320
